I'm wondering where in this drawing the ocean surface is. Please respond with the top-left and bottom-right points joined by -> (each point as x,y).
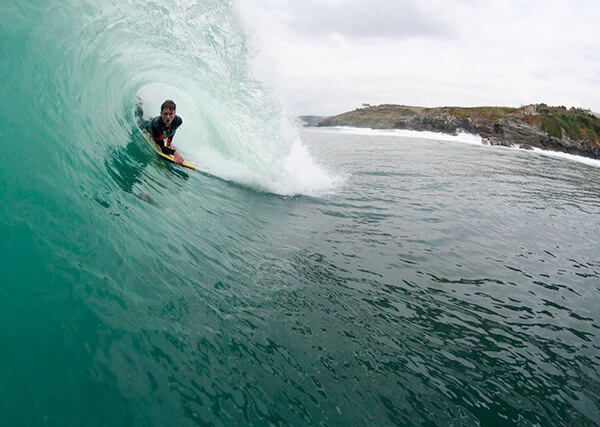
2,0 -> 600,425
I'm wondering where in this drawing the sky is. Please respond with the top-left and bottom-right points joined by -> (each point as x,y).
238,0 -> 600,116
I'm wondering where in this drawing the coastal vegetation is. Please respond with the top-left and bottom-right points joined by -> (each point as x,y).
444,106 -> 517,121
449,104 -> 600,145
313,103 -> 600,159
536,104 -> 600,143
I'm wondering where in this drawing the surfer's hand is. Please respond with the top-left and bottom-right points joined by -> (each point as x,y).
173,151 -> 184,165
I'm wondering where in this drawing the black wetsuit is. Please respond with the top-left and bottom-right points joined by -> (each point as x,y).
147,115 -> 183,155
134,101 -> 183,155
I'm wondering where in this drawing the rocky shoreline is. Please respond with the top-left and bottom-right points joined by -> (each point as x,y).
307,104 -> 600,160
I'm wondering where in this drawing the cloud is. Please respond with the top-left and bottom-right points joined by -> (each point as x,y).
241,0 -> 453,40
240,0 -> 600,115
277,0 -> 452,40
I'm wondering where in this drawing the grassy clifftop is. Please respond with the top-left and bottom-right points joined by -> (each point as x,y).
443,106 -> 518,121
318,104 -> 600,147
448,104 -> 600,145
535,104 -> 600,144
317,104 -> 427,128
315,103 -> 600,159
318,104 -> 516,125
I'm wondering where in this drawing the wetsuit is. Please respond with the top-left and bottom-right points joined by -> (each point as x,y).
147,115 -> 183,155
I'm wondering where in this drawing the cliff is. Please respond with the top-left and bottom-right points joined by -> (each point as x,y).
316,104 -> 600,160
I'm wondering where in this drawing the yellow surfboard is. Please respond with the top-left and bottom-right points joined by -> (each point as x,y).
136,121 -> 196,170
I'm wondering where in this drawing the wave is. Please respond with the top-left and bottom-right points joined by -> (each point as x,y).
0,0 -> 339,196
317,126 -> 600,168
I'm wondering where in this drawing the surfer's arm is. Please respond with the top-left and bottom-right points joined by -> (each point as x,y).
156,139 -> 176,155
155,137 -> 184,164
173,150 -> 184,165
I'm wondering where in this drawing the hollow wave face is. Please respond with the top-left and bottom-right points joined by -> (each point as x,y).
1,0 -> 339,196
0,4 -> 342,421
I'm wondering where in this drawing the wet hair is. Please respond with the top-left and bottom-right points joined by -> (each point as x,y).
161,100 -> 176,112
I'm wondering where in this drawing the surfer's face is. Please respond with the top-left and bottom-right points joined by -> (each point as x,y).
161,108 -> 175,126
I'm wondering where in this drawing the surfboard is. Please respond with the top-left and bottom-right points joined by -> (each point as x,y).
135,120 -> 196,170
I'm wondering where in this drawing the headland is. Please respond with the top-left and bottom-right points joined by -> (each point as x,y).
303,104 -> 600,160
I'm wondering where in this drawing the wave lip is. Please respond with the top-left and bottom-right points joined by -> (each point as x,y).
0,0 -> 341,198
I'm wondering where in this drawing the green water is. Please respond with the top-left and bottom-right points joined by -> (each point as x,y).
1,0 -> 600,425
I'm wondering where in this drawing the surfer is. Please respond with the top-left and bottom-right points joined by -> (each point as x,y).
136,99 -> 185,165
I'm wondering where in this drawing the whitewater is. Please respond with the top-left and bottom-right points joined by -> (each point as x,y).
1,0 -> 600,425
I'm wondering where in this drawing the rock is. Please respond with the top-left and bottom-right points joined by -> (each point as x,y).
317,104 -> 600,160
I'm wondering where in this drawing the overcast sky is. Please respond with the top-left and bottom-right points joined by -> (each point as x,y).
239,0 -> 600,116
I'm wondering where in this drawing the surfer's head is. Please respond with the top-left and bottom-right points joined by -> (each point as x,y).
160,100 -> 177,126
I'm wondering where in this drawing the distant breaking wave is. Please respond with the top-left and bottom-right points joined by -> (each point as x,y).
318,126 -> 600,168
316,126 -> 484,144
